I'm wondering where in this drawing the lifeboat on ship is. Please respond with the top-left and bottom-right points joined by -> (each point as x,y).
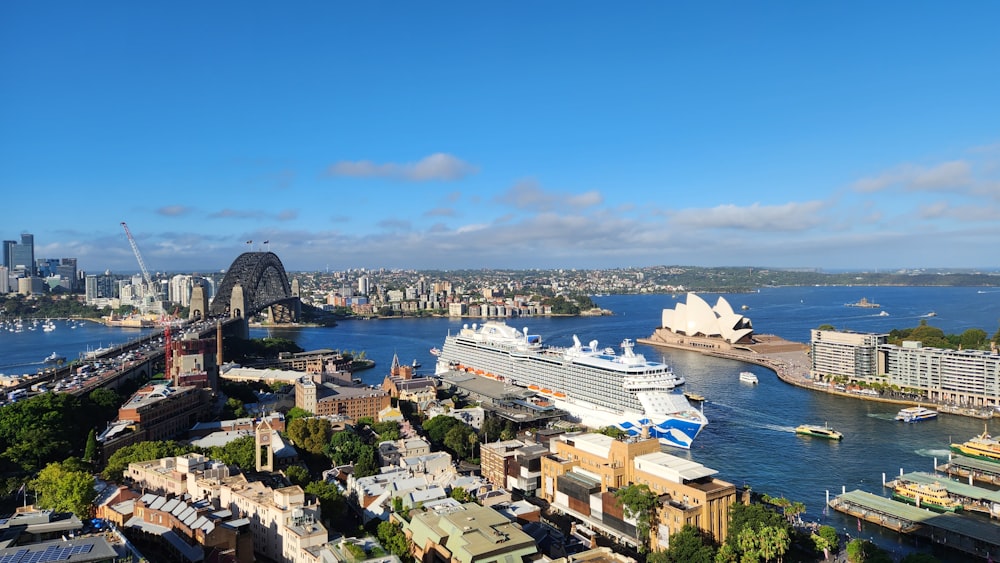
528,384 -> 540,391
553,391 -> 567,398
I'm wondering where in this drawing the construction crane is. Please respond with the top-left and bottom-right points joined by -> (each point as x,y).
121,221 -> 158,313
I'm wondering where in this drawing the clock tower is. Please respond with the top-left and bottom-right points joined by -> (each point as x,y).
255,418 -> 274,472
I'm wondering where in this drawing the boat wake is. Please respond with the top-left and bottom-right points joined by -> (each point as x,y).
761,424 -> 799,433
867,413 -> 898,422
915,448 -> 952,459
705,401 -> 763,419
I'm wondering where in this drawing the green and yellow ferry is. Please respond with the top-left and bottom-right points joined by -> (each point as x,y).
891,480 -> 962,513
795,424 -> 843,441
950,425 -> 1000,464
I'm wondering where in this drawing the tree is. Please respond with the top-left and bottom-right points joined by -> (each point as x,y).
613,484 -> 659,551
31,460 -> 97,518
376,519 -> 413,563
812,525 -> 839,560
103,441 -> 193,481
287,417 -> 333,455
285,407 -> 313,423
86,388 -> 123,421
663,524 -> 715,563
845,539 -> 892,563
724,502 -> 791,562
206,435 -> 256,469
305,480 -> 346,524
757,525 -> 789,562
83,429 -> 98,464
959,328 -> 988,350
284,465 -> 310,487
422,415 -> 462,445
598,426 -> 626,439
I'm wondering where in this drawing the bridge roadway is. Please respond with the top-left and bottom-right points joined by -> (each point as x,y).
21,318 -> 238,397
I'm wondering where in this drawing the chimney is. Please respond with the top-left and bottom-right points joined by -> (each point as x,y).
216,321 -> 223,366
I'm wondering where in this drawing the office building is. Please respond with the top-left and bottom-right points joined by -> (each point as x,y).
57,258 -> 77,292
540,433 -> 736,552
5,233 -> 34,276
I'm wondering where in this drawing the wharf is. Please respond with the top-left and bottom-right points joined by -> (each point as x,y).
435,369 -> 568,425
829,489 -> 1000,559
887,471 -> 1000,518
937,455 -> 1000,487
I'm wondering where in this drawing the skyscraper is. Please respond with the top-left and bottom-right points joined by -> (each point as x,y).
9,233 -> 34,276
2,240 -> 14,271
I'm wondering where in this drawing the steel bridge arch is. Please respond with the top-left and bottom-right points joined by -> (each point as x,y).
209,252 -> 296,319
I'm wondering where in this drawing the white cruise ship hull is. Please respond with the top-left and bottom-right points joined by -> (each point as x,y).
436,322 -> 708,448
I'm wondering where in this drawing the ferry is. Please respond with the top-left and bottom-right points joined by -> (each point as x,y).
795,424 -> 843,440
950,425 -> 1000,463
895,406 -> 938,423
845,297 -> 880,308
436,321 -> 707,448
739,371 -> 758,384
891,481 -> 961,513
43,352 -> 66,364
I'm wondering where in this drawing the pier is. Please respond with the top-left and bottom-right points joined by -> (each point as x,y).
937,455 -> 1000,487
829,489 -> 1000,559
885,471 -> 1000,518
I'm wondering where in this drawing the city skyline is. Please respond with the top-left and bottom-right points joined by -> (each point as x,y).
3,3 -> 1000,273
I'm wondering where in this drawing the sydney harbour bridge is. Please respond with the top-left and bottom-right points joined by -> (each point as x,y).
189,252 -> 301,330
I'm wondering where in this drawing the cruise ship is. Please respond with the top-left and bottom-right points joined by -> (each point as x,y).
436,322 -> 707,448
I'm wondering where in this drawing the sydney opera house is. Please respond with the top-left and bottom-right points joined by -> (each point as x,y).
639,293 -> 757,352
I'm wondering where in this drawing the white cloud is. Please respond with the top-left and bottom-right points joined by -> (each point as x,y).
668,201 -> 827,231
853,160 -> 972,193
327,153 -> 478,182
495,179 -> 604,212
157,205 -> 193,216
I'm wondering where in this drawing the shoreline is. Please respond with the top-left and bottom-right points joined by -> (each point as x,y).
638,334 -> 999,420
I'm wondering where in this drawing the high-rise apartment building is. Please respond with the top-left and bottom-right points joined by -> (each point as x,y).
85,275 -> 99,302
810,329 -> 886,380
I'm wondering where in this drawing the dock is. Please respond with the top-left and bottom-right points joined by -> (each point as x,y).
937,455 -> 1000,487
829,489 -> 1000,559
887,471 -> 1000,518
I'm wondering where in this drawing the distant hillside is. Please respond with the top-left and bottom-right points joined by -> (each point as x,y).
637,266 -> 1000,292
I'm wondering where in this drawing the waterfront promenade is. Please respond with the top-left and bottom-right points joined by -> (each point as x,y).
639,333 -> 999,420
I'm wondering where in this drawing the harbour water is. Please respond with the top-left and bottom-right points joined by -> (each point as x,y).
3,285 -> 998,557
0,318 -> 153,377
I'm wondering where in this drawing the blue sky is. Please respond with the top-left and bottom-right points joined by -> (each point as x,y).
3,3 -> 1000,274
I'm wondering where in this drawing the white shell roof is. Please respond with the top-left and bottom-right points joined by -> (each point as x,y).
661,293 -> 753,344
